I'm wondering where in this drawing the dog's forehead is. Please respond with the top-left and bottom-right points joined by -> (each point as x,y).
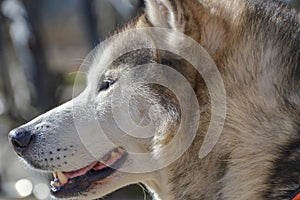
87,29 -> 158,81
87,43 -> 126,82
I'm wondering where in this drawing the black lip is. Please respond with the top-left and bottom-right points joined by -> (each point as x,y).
50,151 -> 127,198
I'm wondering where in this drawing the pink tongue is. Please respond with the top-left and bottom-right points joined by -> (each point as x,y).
61,150 -> 124,179
63,162 -> 98,179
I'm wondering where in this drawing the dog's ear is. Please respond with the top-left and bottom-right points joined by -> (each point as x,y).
144,0 -> 185,32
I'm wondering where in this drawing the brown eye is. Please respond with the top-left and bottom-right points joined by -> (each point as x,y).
98,79 -> 115,92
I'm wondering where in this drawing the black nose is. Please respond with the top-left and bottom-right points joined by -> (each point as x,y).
8,128 -> 34,155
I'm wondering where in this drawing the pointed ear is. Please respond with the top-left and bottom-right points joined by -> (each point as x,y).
144,0 -> 185,32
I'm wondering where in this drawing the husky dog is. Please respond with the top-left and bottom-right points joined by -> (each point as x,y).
8,0 -> 300,199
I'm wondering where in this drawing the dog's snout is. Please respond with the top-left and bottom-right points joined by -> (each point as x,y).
9,128 -> 34,154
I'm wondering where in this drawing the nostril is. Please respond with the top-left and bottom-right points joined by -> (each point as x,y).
9,128 -> 34,154
12,137 -> 32,148
12,138 -> 22,148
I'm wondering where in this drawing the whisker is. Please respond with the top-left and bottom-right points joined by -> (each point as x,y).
68,71 -> 88,76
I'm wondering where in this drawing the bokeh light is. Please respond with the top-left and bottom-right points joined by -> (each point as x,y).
15,179 -> 33,197
33,183 -> 50,200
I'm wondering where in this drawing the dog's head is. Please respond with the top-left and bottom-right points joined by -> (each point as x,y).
7,0 -> 300,200
7,1 -> 201,198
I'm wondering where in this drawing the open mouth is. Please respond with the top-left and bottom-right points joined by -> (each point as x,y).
50,147 -> 127,198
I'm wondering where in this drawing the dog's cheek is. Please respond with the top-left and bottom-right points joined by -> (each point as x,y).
151,105 -> 180,157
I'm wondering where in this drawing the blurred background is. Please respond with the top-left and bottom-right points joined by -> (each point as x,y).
0,0 -> 299,199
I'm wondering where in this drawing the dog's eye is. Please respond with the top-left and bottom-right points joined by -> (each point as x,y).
98,79 -> 115,92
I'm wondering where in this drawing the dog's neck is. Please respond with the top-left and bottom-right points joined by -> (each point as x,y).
133,2 -> 234,200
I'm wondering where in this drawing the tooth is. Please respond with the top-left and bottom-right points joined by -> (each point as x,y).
117,147 -> 125,153
111,151 -> 117,158
52,172 -> 58,178
57,171 -> 68,185
99,159 -> 105,164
